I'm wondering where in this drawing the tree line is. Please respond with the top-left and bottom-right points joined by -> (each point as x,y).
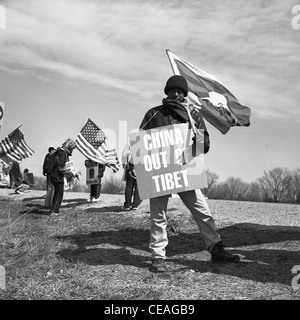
204,167 -> 300,204
33,166 -> 300,204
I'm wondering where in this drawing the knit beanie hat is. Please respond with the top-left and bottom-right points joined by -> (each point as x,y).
164,75 -> 188,97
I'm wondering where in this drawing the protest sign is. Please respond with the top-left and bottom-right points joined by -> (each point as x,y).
86,165 -> 99,185
129,123 -> 207,199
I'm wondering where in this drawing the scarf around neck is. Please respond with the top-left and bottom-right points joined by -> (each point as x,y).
162,98 -> 190,122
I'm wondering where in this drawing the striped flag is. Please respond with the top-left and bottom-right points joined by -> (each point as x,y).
0,127 -> 35,163
166,50 -> 251,134
105,148 -> 120,173
75,118 -> 120,173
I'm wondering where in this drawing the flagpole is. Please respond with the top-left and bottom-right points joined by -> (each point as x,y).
184,106 -> 197,134
166,49 -> 176,75
166,49 -> 181,76
8,125 -> 22,135
13,125 -> 22,132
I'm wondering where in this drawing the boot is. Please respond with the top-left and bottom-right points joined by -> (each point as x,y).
150,258 -> 166,272
210,241 -> 240,263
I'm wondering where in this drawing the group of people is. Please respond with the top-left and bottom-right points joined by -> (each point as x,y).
0,158 -> 34,194
18,74 -> 241,273
42,138 -> 141,215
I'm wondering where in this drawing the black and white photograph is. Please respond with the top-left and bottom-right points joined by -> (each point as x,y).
0,0 -> 299,304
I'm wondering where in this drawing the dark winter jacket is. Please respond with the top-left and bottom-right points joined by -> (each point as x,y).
139,104 -> 210,154
50,148 -> 69,183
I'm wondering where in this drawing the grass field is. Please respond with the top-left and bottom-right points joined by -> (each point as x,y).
0,188 -> 300,300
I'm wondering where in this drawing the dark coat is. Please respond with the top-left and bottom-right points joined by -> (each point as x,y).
50,148 -> 69,183
139,105 -> 210,154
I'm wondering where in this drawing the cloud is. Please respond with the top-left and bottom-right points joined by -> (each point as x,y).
0,0 -> 298,117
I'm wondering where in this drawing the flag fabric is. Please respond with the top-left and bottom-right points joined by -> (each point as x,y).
75,118 -> 120,173
166,50 -> 251,134
0,127 -> 35,163
105,148 -> 120,173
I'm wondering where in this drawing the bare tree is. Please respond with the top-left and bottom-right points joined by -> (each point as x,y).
212,182 -> 228,200
224,176 -> 249,200
204,169 -> 219,197
246,182 -> 263,202
257,167 -> 292,203
285,168 -> 300,203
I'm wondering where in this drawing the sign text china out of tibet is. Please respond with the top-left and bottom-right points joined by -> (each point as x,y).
129,124 -> 207,199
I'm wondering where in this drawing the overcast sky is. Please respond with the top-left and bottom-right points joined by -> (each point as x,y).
0,0 -> 299,184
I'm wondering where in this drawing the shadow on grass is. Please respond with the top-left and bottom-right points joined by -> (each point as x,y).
85,206 -> 124,213
18,197 -> 90,213
23,195 -> 46,201
18,203 -> 51,215
58,247 -> 149,267
55,223 -> 300,285
56,229 -> 150,268
166,247 -> 300,286
62,198 -> 89,204
218,223 -> 300,247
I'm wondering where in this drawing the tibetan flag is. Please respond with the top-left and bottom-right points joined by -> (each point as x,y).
75,118 -> 120,172
166,50 -> 251,134
0,127 -> 35,163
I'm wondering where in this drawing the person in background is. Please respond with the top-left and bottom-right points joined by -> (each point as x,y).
15,168 -> 35,193
22,168 -> 34,186
49,138 -> 78,215
43,147 -> 56,208
121,143 -> 142,211
7,161 -> 29,194
0,159 -> 11,187
138,75 -> 241,272
85,159 -> 106,202
8,161 -> 21,189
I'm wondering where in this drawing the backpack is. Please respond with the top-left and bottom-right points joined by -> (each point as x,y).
43,149 -> 57,175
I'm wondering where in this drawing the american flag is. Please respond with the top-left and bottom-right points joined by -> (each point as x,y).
0,127 -> 35,163
75,118 -> 120,173
166,50 -> 251,134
